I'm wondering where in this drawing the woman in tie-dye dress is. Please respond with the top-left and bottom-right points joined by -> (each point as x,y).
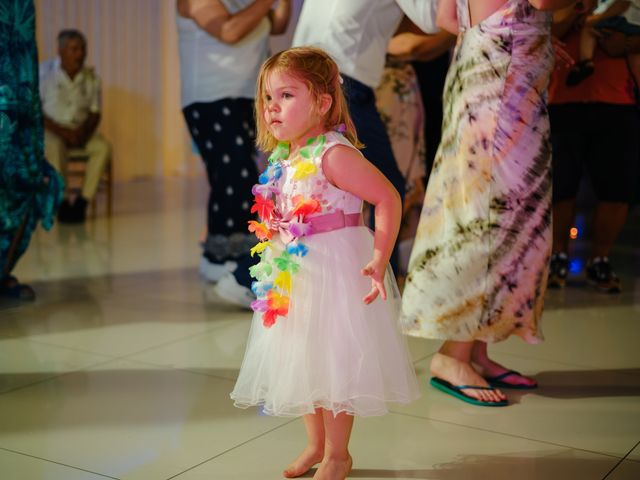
401,0 -> 572,406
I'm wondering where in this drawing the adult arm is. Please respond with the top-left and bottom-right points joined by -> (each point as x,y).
322,145 -> 402,305
268,0 -> 291,35
396,0 -> 440,34
551,4 -> 583,38
43,116 -> 78,147
387,29 -> 456,62
436,0 -> 459,35
76,113 -> 100,147
177,0 -> 275,44
584,0 -> 631,27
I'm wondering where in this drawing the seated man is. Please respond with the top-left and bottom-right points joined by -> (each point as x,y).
40,29 -> 111,223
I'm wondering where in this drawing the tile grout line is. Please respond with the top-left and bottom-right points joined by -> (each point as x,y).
164,417 -> 299,480
0,356 -> 126,396
602,439 -> 640,479
0,446 -> 119,479
390,410 -> 629,462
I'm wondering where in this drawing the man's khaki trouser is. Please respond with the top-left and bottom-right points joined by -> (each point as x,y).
44,130 -> 111,200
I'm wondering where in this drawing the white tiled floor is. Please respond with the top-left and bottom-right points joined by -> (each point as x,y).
2,178 -> 639,480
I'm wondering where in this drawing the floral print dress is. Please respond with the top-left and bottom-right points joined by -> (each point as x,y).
231,132 -> 419,417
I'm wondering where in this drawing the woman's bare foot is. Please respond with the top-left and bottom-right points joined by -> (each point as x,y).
431,352 -> 507,403
313,454 -> 352,480
283,445 -> 324,478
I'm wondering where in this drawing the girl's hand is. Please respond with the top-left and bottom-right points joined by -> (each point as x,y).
361,259 -> 387,305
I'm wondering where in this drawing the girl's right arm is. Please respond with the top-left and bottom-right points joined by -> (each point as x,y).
322,146 -> 402,305
177,0 -> 275,44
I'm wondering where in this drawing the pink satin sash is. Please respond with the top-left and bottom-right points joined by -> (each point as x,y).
307,210 -> 363,235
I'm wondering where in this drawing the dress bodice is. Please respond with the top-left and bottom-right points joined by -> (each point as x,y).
275,131 -> 363,217
457,0 -> 550,34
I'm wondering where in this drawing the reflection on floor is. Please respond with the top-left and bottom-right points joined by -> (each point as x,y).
2,178 -> 639,480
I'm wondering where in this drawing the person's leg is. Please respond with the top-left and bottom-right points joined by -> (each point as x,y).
430,341 -> 506,403
549,104 -> 585,287
1,214 -> 35,301
81,133 -> 111,201
585,104 -> 639,292
578,24 -> 597,63
566,27 -> 596,86
552,199 -> 576,255
44,130 -> 67,179
284,409 -> 325,478
183,100 -> 258,283
471,341 -> 537,387
627,53 -> 640,91
342,75 -> 404,272
313,410 -> 353,480
591,202 -> 629,259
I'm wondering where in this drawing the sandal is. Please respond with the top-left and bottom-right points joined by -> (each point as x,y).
430,377 -> 508,407
484,370 -> 538,390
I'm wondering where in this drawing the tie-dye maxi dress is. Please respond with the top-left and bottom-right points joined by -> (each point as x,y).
401,0 -> 554,344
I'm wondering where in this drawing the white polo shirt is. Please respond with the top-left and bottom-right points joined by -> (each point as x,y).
40,58 -> 101,128
176,0 -> 271,107
292,0 -> 439,89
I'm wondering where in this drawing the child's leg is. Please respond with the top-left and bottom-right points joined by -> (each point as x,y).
283,409 -> 325,478
567,26 -> 597,86
628,53 -> 640,88
578,25 -> 597,63
313,411 -> 354,480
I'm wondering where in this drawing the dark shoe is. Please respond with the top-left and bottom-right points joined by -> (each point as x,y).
586,257 -> 621,293
0,275 -> 35,302
430,377 -> 508,407
548,252 -> 569,289
57,199 -> 74,223
566,60 -> 594,87
70,196 -> 88,223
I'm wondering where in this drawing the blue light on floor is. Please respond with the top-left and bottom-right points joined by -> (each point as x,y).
570,258 -> 584,274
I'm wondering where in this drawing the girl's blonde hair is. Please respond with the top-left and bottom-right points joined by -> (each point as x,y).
255,46 -> 363,153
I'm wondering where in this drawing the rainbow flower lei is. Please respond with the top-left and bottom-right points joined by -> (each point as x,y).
248,135 -> 327,328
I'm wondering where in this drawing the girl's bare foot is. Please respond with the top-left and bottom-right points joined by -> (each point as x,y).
283,445 -> 324,478
431,352 -> 506,403
313,454 -> 352,480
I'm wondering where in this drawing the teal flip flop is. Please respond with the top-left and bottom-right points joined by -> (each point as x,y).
484,370 -> 538,390
430,377 -> 508,407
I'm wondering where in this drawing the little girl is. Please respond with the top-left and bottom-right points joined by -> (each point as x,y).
230,46 -> 420,479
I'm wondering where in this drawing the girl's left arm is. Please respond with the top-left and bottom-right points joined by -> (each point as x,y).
323,145 -> 402,305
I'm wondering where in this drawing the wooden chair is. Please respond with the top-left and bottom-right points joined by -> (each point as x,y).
65,150 -> 113,217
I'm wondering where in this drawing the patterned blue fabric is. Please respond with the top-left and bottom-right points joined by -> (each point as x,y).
0,0 -> 63,270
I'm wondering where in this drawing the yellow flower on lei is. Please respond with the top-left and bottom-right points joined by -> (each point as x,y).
250,241 -> 271,257
292,160 -> 317,180
274,271 -> 292,293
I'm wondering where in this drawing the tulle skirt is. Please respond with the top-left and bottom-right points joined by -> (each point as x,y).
230,226 -> 420,417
